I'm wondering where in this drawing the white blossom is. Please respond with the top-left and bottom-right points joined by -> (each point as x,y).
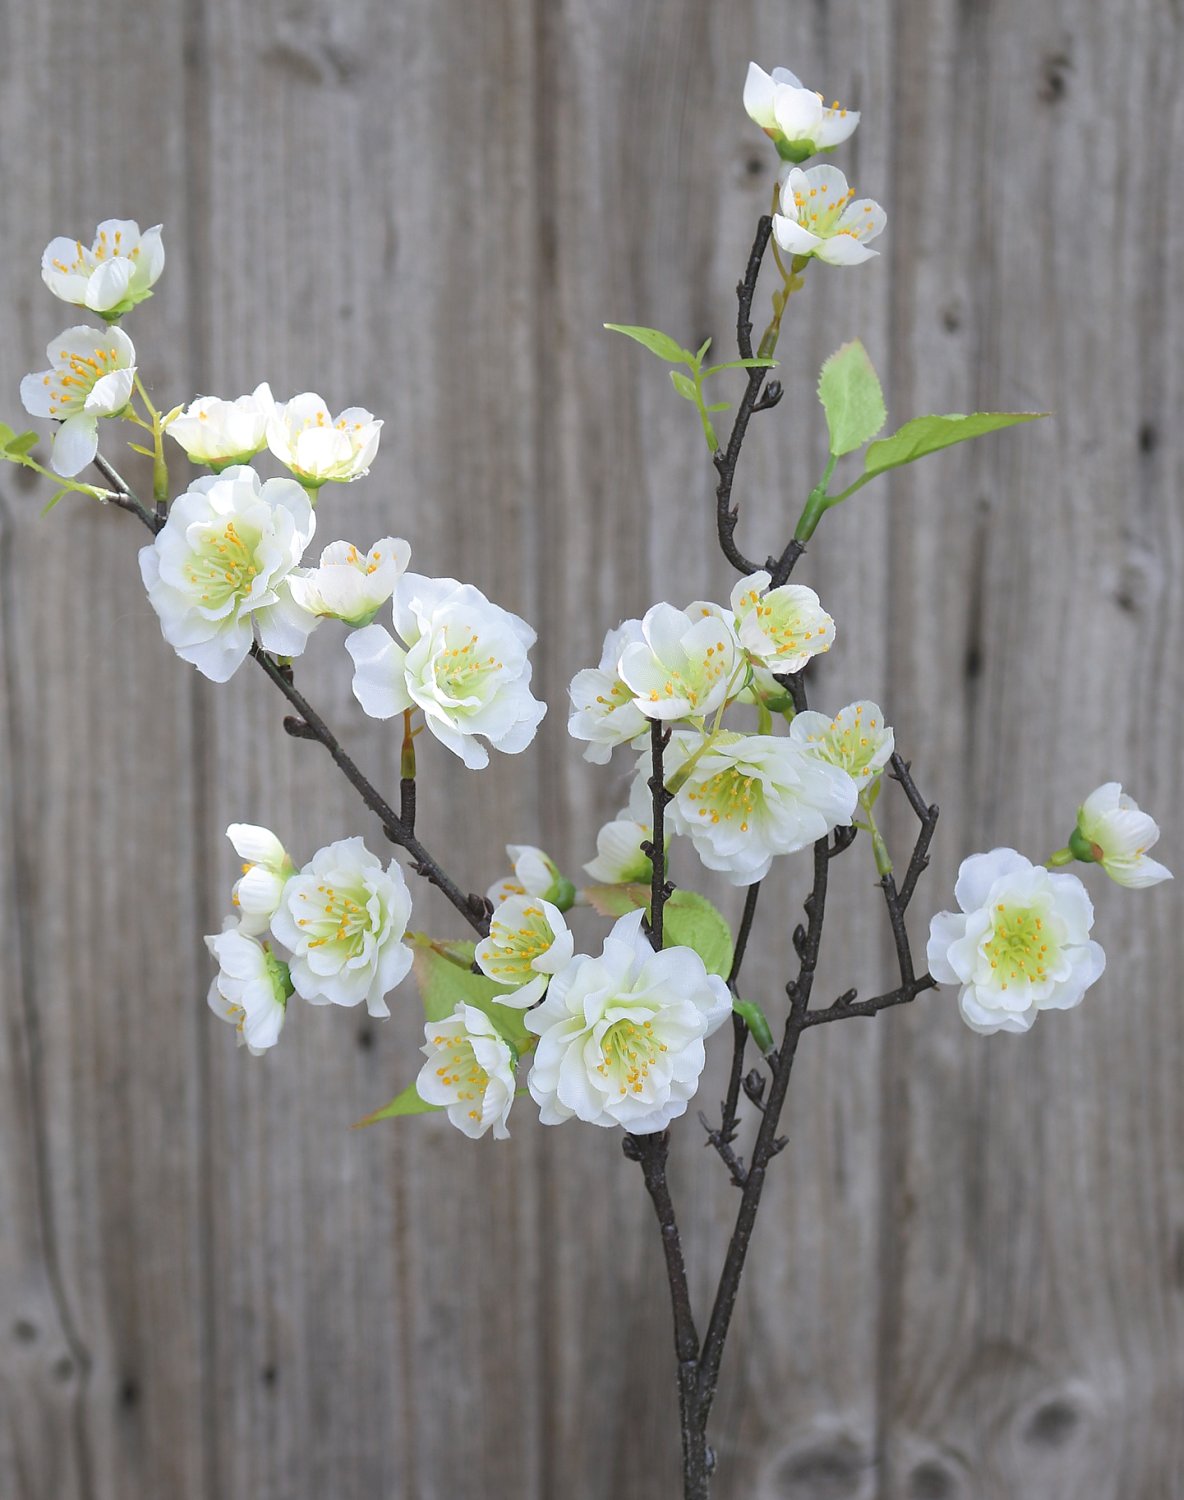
346,573 -> 546,769
618,602 -> 744,722
226,822 -> 294,936
166,383 -> 275,469
567,618 -> 649,763
205,925 -> 291,1056
790,700 -> 894,786
266,392 -> 382,486
926,848 -> 1106,1035
525,910 -> 731,1133
1074,783 -> 1172,888
474,894 -> 574,1006
41,219 -> 164,317
485,844 -> 573,909
584,814 -> 658,884
416,1003 -> 517,1140
654,730 -> 858,885
20,324 -> 136,477
269,837 -> 414,1018
773,164 -> 886,266
731,570 -> 835,674
743,63 -> 859,161
287,536 -> 410,625
138,465 -> 318,682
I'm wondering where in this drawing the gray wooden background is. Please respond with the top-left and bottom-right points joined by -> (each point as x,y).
1,1 -> 1181,1496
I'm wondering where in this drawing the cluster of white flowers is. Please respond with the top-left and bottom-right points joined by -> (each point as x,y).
206,824 -> 416,1055
568,568 -> 853,888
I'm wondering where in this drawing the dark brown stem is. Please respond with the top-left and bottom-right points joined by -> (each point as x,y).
623,1131 -> 710,1499
645,719 -> 674,950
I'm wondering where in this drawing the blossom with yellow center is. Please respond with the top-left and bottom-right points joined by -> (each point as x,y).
790,700 -> 894,785
568,618 -> 649,763
730,570 -> 835,674
346,573 -> 546,769
269,836 -> 414,1017
41,219 -> 164,317
166,383 -> 275,469
743,62 -> 860,162
475,894 -> 574,1007
288,535 -> 411,625
927,849 -> 1106,1035
651,730 -> 858,886
20,324 -> 137,476
618,602 -> 744,722
773,164 -> 886,267
416,1003 -> 517,1139
583,813 -> 662,885
525,910 -> 731,1133
205,925 -> 291,1056
266,391 -> 382,486
138,465 -> 318,681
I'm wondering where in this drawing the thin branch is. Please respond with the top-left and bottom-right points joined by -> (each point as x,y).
645,719 -> 674,950
623,1131 -> 710,1497
889,753 -> 939,911
251,647 -> 489,935
93,452 -> 161,532
712,215 -> 774,577
803,974 -> 937,1028
700,883 -> 762,1184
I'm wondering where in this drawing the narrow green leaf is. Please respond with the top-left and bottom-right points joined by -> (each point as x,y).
670,370 -> 697,401
705,401 -> 731,413
353,1080 -> 441,1128
127,442 -> 156,458
694,336 -> 713,365
818,339 -> 887,457
604,323 -> 691,364
861,411 -> 1048,483
733,999 -> 775,1056
661,889 -> 734,980
409,937 -> 532,1055
0,423 -> 16,450
702,358 -> 779,376
40,488 -> 71,516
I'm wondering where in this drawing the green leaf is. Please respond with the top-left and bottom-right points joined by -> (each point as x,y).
860,411 -> 1047,484
694,336 -> 713,365
409,936 -> 533,1055
4,431 -> 39,458
817,339 -> 887,458
702,358 -> 779,376
353,1080 -> 441,1129
582,883 -> 649,918
670,370 -> 697,400
604,323 -> 691,364
661,889 -> 733,980
0,423 -> 15,449
40,488 -> 71,516
732,999 -> 775,1056
705,401 -> 731,413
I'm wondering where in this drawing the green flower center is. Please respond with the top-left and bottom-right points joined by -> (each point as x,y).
432,1035 -> 488,1115
685,765 -> 762,833
296,879 -> 372,954
596,1017 -> 666,1097
484,904 -> 554,981
981,901 -> 1058,990
187,518 -> 263,607
434,626 -> 502,699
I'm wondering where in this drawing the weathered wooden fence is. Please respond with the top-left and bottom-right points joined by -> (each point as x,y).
1,1 -> 1181,1496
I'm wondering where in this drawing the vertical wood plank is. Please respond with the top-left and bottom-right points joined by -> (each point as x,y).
883,0 -> 1184,1495
0,3 -> 206,1499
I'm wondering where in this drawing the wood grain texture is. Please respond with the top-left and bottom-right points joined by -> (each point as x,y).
0,0 -> 1180,1497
